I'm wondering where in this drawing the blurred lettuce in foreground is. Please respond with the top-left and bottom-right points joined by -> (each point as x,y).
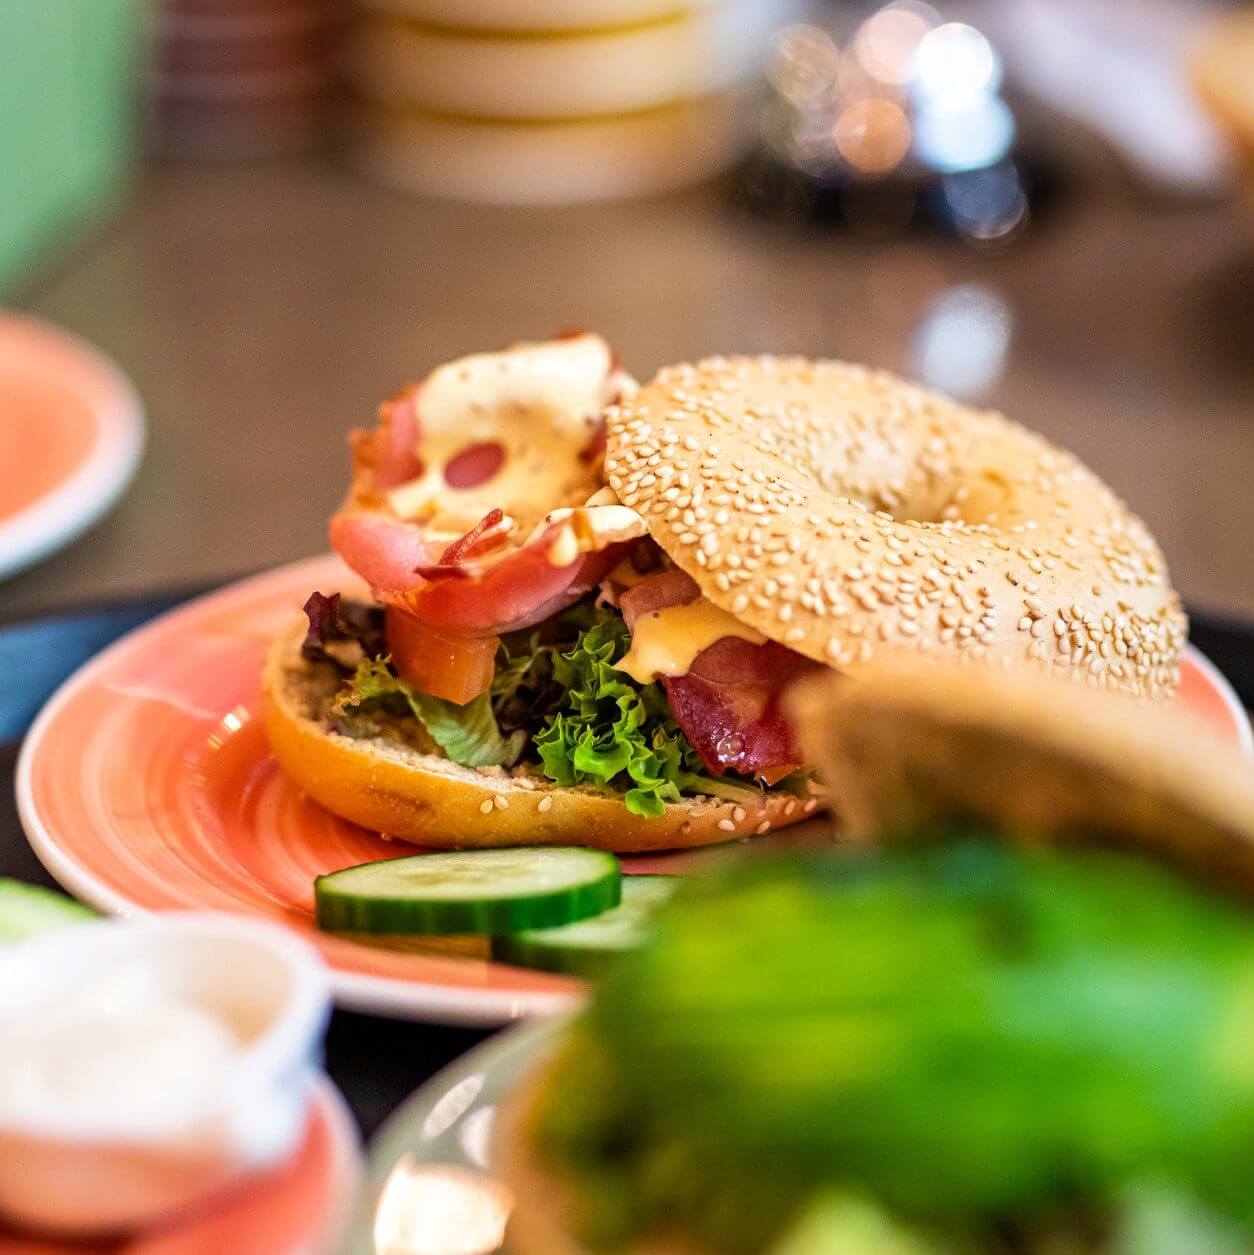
534,840 -> 1254,1253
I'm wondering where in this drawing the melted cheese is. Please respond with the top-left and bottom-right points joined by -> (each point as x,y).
615,596 -> 767,685
385,334 -> 635,539
543,500 -> 647,566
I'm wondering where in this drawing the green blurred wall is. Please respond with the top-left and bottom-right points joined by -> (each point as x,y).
0,0 -> 143,295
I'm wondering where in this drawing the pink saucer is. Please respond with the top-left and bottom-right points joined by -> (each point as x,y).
17,555 -> 1253,1025
0,316 -> 144,581
0,1078 -> 358,1255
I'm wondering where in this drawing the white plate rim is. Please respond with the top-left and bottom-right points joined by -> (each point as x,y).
14,556 -> 1252,1025
0,315 -> 145,583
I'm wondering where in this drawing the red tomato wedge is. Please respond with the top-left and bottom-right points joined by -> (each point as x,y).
385,606 -> 499,704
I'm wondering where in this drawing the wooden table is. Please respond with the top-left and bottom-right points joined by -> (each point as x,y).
4,156 -> 1254,620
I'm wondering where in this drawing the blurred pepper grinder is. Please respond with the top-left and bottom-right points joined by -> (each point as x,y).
148,0 -> 347,159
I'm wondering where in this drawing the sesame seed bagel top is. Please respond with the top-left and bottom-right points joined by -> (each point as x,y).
605,356 -> 1186,699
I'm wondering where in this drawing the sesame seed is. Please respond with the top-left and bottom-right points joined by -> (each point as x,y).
603,354 -> 1181,701
479,800 -> 494,815
718,818 -> 736,832
538,795 -> 552,814
493,794 -> 508,811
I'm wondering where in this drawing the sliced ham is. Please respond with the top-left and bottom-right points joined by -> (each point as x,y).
332,504 -> 633,636
618,568 -> 700,628
328,512 -> 441,592
663,637 -> 821,779
438,508 -> 507,566
330,334 -> 635,638
444,440 -> 505,490
391,519 -> 627,634
616,567 -> 816,779
372,388 -> 423,489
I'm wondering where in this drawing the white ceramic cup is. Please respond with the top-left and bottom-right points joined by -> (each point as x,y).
0,912 -> 330,1236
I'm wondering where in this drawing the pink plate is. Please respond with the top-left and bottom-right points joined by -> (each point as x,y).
17,555 -> 1254,1025
0,1077 -> 359,1255
0,315 -> 144,581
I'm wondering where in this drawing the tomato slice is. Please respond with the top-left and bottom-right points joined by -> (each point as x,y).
385,606 -> 498,704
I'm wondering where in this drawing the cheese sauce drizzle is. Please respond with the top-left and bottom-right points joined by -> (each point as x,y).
615,597 -> 767,685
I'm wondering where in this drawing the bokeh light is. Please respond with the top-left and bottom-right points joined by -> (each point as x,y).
834,99 -> 912,175
374,1158 -> 513,1255
914,96 -> 1015,173
768,25 -> 842,109
854,2 -> 938,86
913,285 -> 1013,398
913,23 -> 1002,106
942,165 -> 1029,243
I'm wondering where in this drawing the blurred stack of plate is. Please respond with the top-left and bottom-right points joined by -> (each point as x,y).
346,0 -> 788,202
150,0 -> 346,159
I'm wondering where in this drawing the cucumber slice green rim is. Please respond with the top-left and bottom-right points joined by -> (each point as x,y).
0,879 -> 95,945
492,874 -> 678,978
315,847 -> 621,936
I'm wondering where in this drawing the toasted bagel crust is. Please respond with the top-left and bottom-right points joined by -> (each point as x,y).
1192,11 -> 1254,165
261,619 -> 820,852
790,658 -> 1254,892
606,357 -> 1185,699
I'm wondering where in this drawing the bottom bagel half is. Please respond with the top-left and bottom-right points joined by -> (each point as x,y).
261,621 -> 819,853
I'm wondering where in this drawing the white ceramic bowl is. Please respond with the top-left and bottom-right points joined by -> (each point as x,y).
0,912 -> 330,1237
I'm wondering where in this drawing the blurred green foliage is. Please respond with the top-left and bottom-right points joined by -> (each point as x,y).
538,840 -> 1254,1253
0,0 -> 142,294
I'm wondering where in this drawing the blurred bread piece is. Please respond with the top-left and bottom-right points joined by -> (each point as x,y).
788,657 -> 1254,892
1192,10 -> 1254,168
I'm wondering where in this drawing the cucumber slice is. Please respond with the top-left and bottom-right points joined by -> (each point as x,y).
493,875 -> 677,977
315,847 -> 621,935
0,879 -> 95,945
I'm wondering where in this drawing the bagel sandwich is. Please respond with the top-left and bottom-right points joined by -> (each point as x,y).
264,341 -> 1183,852
502,659 -> 1254,1255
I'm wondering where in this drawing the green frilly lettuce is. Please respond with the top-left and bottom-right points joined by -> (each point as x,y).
533,611 -> 704,817
336,658 -> 526,768
334,604 -> 727,816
